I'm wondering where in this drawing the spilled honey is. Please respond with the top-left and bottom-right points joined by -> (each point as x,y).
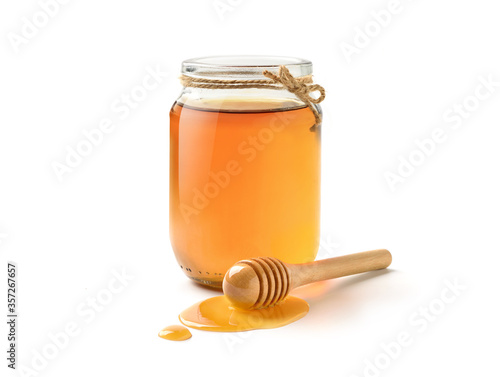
158,325 -> 192,341
179,295 -> 309,332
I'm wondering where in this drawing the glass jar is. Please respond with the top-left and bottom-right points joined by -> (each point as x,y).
170,56 -> 322,288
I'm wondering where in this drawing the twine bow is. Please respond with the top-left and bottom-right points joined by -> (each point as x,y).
180,65 -> 326,129
262,66 -> 325,129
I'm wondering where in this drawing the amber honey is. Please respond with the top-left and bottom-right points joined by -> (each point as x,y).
158,294 -> 309,340
158,325 -> 192,341
179,295 -> 309,332
170,98 -> 321,287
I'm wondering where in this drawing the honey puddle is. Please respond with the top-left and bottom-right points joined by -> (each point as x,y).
158,325 -> 192,341
179,295 -> 309,332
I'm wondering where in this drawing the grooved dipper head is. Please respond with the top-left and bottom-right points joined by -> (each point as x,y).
222,257 -> 291,310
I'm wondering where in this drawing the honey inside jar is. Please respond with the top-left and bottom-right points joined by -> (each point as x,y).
170,96 -> 321,287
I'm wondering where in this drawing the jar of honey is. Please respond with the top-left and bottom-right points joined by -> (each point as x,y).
170,56 -> 323,288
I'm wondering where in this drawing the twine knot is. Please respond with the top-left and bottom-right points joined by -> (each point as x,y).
263,66 -> 325,127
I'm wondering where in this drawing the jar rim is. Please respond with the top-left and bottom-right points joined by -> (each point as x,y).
181,55 -> 313,79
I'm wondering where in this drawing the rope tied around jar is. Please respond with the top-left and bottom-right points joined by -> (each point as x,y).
180,65 -> 326,130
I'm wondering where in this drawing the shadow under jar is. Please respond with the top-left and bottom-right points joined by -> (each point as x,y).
170,56 -> 322,288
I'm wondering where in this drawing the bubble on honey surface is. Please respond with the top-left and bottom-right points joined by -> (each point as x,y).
158,325 -> 192,341
179,295 -> 309,332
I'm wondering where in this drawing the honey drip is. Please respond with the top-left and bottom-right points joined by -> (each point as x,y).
158,325 -> 192,341
179,295 -> 309,332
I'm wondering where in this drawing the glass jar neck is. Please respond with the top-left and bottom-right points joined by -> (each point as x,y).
177,56 -> 317,112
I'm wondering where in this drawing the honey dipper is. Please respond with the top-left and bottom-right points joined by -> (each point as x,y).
223,249 -> 392,310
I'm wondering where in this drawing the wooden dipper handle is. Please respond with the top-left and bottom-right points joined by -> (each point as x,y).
287,249 -> 392,289
223,249 -> 392,310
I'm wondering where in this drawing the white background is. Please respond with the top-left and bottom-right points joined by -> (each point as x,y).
1,0 -> 499,376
